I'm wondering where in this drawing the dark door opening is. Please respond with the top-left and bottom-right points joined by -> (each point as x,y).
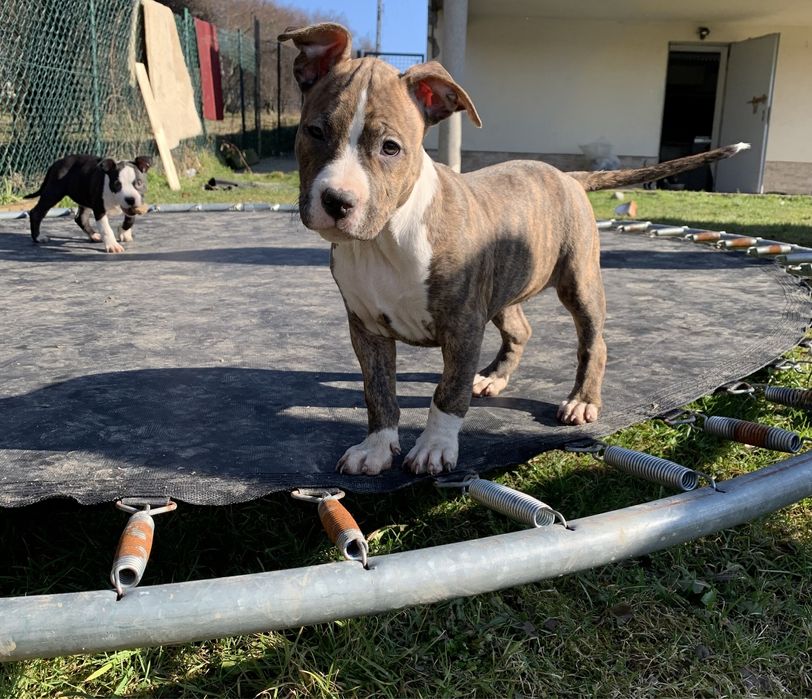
658,50 -> 721,191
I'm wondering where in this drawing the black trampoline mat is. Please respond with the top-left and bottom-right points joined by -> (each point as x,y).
0,212 -> 808,506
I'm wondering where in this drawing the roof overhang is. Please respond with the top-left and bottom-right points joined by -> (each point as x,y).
467,0 -> 812,25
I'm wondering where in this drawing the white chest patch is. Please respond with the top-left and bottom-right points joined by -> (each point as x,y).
332,151 -> 438,343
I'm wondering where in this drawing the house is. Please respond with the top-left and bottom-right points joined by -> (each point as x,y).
426,0 -> 812,193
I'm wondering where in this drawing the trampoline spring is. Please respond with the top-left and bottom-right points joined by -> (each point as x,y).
317,498 -> 369,567
111,499 -> 177,598
761,385 -> 812,409
616,221 -> 652,232
466,479 -> 567,528
596,219 -> 616,230
748,244 -> 794,257
291,488 -> 368,567
702,415 -> 804,453
688,231 -> 724,243
718,236 -> 761,249
601,445 -> 707,491
650,226 -> 689,237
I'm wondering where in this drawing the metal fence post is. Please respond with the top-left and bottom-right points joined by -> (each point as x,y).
254,16 -> 261,157
88,0 -> 102,155
276,41 -> 282,155
238,30 -> 246,148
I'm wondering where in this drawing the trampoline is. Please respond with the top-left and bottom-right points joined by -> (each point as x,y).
0,209 -> 810,660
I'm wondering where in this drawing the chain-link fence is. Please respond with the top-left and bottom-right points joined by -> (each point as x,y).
0,0 -> 302,198
0,0 -> 152,196
359,51 -> 425,72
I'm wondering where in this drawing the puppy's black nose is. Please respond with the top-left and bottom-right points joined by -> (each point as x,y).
321,188 -> 357,220
124,196 -> 136,206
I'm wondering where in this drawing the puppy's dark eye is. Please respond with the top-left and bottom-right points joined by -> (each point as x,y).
306,124 -> 325,141
381,140 -> 401,156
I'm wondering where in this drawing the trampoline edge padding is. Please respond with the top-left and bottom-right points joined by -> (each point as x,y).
2,450 -> 811,661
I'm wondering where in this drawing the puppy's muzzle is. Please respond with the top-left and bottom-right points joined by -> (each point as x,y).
321,187 -> 357,221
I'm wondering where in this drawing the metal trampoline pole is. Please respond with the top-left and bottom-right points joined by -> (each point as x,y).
2,451 -> 811,662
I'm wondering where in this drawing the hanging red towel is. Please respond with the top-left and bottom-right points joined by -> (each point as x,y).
194,18 -> 224,121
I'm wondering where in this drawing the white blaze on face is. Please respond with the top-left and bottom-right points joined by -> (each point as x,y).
331,150 -> 438,343
308,88 -> 370,234
103,165 -> 142,213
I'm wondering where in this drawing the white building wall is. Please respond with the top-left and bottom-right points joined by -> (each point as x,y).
426,15 -> 812,172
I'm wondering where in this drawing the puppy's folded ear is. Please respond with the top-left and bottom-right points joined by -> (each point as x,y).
401,62 -> 482,128
99,158 -> 117,174
278,23 -> 351,92
134,156 -> 152,173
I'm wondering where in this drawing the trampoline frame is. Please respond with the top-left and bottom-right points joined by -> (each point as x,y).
0,215 -> 810,662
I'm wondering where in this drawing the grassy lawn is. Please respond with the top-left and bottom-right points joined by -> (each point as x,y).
1,181 -> 811,697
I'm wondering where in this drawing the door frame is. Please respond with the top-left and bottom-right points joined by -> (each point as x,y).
666,42 -> 729,153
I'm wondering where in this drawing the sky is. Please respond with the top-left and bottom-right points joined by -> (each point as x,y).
278,0 -> 428,57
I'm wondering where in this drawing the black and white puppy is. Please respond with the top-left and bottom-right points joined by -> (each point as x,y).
25,154 -> 152,253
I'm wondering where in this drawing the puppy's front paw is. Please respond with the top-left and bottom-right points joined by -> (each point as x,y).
89,232 -> 102,242
404,432 -> 459,475
337,429 -> 400,475
472,373 -> 509,397
117,228 -> 133,242
557,399 -> 600,425
105,240 -> 125,254
404,403 -> 463,475
33,234 -> 50,244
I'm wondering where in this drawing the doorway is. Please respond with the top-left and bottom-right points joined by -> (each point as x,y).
658,47 -> 724,191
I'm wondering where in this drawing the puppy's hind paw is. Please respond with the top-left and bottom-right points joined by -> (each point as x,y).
105,240 -> 125,254
472,373 -> 509,397
337,429 -> 400,476
557,399 -> 600,426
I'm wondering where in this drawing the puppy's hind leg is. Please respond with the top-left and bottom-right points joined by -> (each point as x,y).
556,252 -> 607,426
28,189 -> 62,244
473,303 -> 532,397
75,207 -> 101,242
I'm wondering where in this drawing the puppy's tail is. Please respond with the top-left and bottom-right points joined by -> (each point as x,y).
568,142 -> 750,192
23,187 -> 41,199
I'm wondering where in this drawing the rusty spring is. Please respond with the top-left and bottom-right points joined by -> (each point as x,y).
602,445 -> 701,491
702,415 -> 803,453
762,385 -> 812,409
466,479 -> 566,528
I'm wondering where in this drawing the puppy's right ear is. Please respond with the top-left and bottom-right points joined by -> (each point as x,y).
278,23 -> 351,93
99,158 -> 117,174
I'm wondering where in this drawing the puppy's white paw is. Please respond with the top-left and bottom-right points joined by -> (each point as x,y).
117,227 -> 133,242
404,402 -> 463,475
337,429 -> 400,475
472,373 -> 509,397
105,240 -> 125,254
557,399 -> 600,425
34,234 -> 50,244
89,232 -> 102,242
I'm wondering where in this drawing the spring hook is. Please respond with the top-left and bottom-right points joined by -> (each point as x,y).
701,415 -> 804,453
291,488 -> 369,567
111,498 -> 177,598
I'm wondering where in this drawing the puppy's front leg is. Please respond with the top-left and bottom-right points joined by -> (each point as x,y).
118,215 -> 135,242
338,314 -> 400,475
405,329 -> 484,475
95,212 -> 125,253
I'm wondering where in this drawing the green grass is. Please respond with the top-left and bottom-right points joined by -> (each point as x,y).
143,148 -> 300,207
1,186 -> 811,697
